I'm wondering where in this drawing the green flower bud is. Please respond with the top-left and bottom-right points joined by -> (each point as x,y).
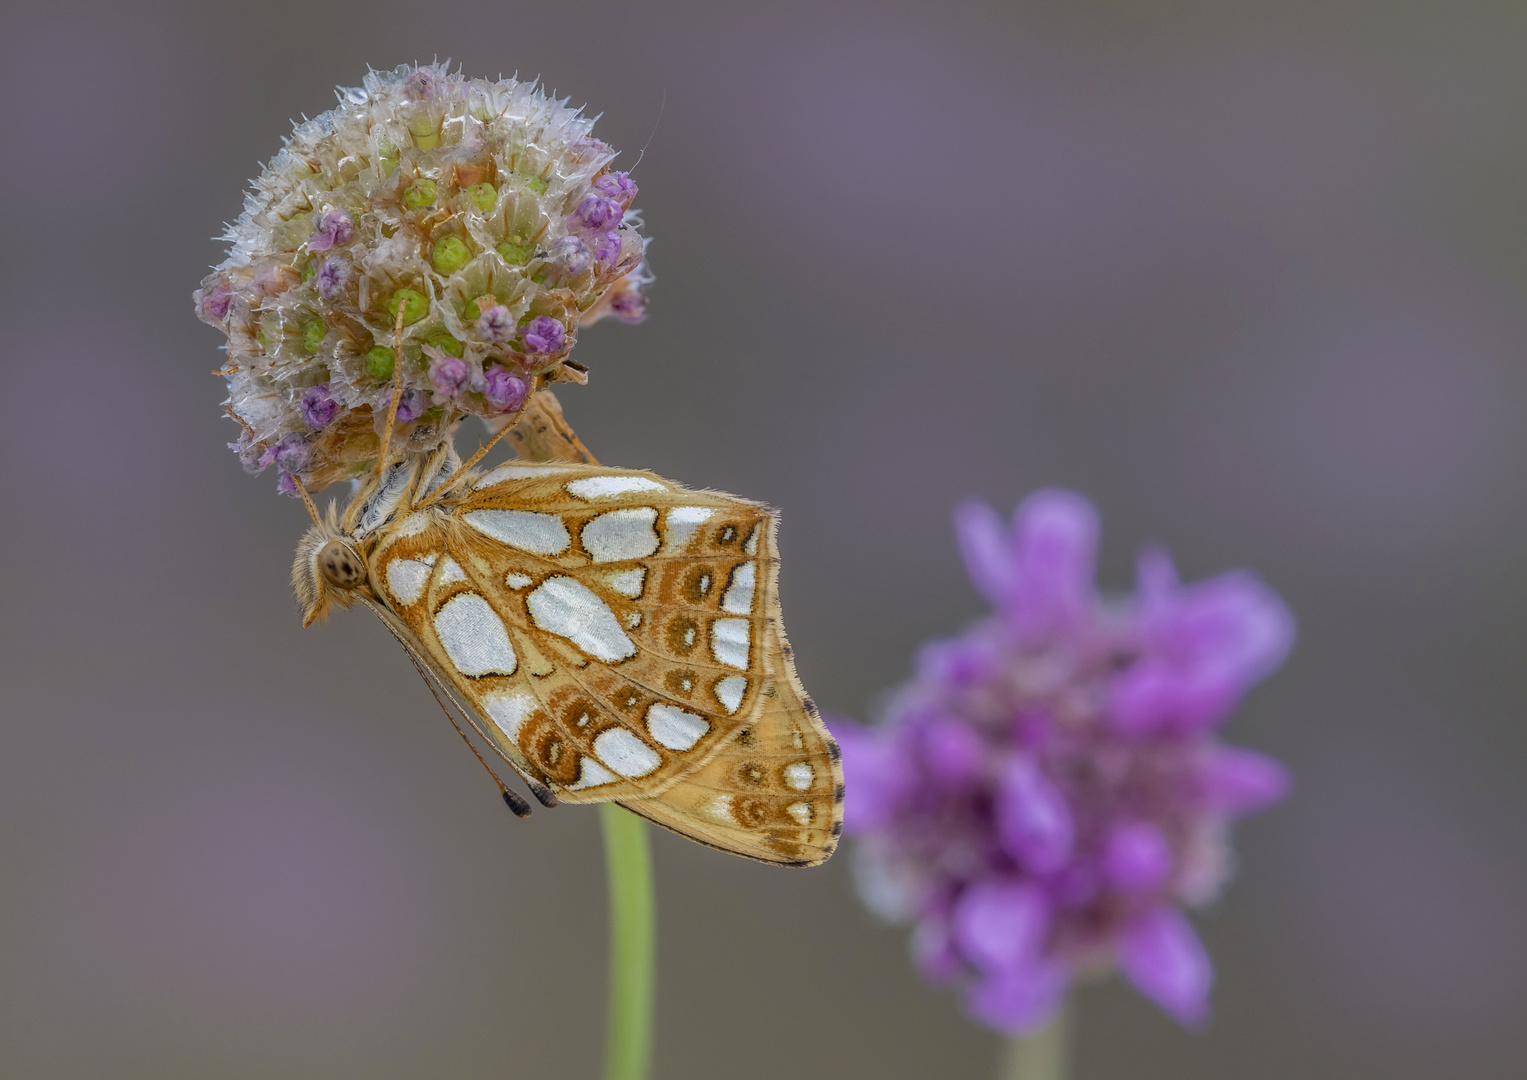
404,178 -> 437,210
301,260 -> 317,282
464,299 -> 481,322
302,318 -> 326,352
497,239 -> 530,265
427,332 -> 465,358
524,175 -> 548,194
365,345 -> 396,381
255,330 -> 268,349
432,235 -> 471,274
377,140 -> 399,176
467,182 -> 497,212
387,288 -> 429,325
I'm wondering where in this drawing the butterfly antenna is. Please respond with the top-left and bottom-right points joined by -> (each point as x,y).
291,474 -> 323,528
397,636 -> 534,817
366,600 -> 556,814
371,305 -> 408,485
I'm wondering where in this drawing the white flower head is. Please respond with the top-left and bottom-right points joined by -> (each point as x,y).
194,62 -> 649,493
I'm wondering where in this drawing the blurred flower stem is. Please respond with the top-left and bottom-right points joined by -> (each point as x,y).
508,396 -> 654,1078
601,803 -> 656,1080
1002,1003 -> 1069,1080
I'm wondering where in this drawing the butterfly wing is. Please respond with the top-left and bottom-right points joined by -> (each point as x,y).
370,461 -> 788,807
617,619 -> 844,866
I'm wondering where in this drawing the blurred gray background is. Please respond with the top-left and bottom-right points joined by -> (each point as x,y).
3,0 -> 1526,1076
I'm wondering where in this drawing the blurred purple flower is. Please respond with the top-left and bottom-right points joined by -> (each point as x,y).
257,431 -> 309,473
609,279 -> 648,324
832,490 -> 1292,1035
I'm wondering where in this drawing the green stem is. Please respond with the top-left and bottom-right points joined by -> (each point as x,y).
600,803 -> 656,1080
1000,1002 -> 1070,1080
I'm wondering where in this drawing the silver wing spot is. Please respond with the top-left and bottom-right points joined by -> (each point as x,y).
581,508 -> 660,562
432,593 -> 518,676
526,576 -> 638,661
463,509 -> 571,555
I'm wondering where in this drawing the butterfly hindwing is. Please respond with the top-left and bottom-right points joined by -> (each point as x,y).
617,619 -> 844,866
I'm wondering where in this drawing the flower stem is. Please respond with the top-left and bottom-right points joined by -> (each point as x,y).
601,802 -> 656,1080
502,397 -> 655,1079
1000,1003 -> 1070,1080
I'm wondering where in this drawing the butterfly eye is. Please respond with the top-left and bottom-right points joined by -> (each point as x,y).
317,540 -> 367,590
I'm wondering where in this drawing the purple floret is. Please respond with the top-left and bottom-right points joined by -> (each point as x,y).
552,235 -> 591,277
593,170 -> 637,203
392,387 -> 426,424
317,257 -> 348,300
429,356 -> 469,398
299,383 -> 338,429
197,280 -> 233,322
522,315 -> 566,355
307,210 -> 355,252
593,230 -> 623,268
477,304 -> 515,343
483,365 -> 528,414
609,282 -> 648,324
571,195 -> 624,231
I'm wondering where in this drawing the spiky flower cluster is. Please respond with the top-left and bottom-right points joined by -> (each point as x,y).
194,63 -> 650,494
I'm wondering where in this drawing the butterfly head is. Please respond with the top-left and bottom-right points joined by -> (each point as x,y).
292,505 -> 371,627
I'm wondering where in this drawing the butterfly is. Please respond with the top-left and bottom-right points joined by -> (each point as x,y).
289,394 -> 843,866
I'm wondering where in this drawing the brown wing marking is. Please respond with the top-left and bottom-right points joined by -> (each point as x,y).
616,615 -> 844,867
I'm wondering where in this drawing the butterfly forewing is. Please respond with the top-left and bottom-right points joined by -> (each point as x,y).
371,461 -> 783,805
